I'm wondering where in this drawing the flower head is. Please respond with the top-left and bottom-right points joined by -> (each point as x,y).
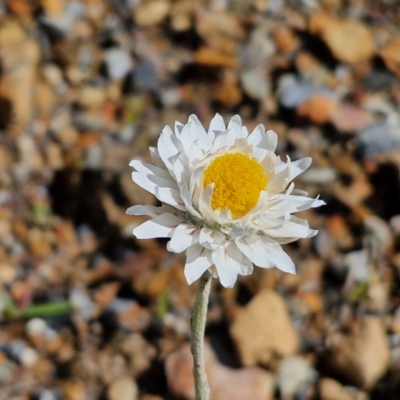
127,114 -> 324,288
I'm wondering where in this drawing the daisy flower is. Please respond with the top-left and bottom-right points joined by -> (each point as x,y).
127,114 -> 324,288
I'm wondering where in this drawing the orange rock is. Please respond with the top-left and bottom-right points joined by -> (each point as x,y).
272,26 -> 300,53
333,174 -> 372,209
77,85 -> 106,109
140,396 -> 164,400
295,52 -> 338,87
298,292 -> 323,313
145,269 -> 170,298
309,13 -> 375,64
62,381 -> 86,400
118,303 -> 151,332
0,144 -> 12,171
379,36 -> 400,76
8,0 -> 34,16
326,214 -> 348,237
323,317 -> 390,389
230,290 -> 299,366
40,0 -> 65,16
319,378 -> 355,400
0,262 -> 18,285
28,229 -> 53,258
320,0 -> 343,13
133,0 -> 170,27
194,47 -> 240,69
177,84 -> 194,102
296,52 -> 319,71
54,220 -> 76,246
10,280 -> 27,303
170,0 -> 198,32
78,132 -> 100,149
296,94 -> 337,124
214,69 -> 242,107
165,343 -> 274,400
196,11 -> 245,41
34,78 -> 56,118
330,104 -> 373,132
214,82 -> 242,107
94,282 -> 120,308
0,19 -> 40,135
196,11 -> 245,54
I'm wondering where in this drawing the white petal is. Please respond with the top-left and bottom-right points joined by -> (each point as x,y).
184,245 -> 212,285
191,116 -> 213,153
149,147 -> 165,168
179,121 -> 196,155
241,191 -> 269,221
175,121 -> 184,136
131,172 -> 178,197
189,114 -> 207,136
235,235 -> 274,268
188,140 -> 205,165
240,255 -> 253,276
263,217 -> 317,238
133,213 -> 183,239
211,131 -> 230,152
129,159 -> 171,180
198,184 -> 214,219
266,165 -> 291,195
268,194 -> 325,214
264,129 -> 278,151
263,238 -> 296,274
170,155 -> 189,183
199,227 -> 225,250
157,127 -> 182,169
208,113 -> 226,134
179,183 -> 202,218
178,115 -> 208,155
154,187 -> 186,210
252,147 -> 269,163
227,115 -> 245,139
249,214 -> 285,231
167,224 -> 199,253
247,124 -> 265,146
227,223 -> 246,238
285,182 -> 295,195
288,157 -> 312,181
260,153 -> 276,175
126,205 -> 161,217
212,242 -> 242,288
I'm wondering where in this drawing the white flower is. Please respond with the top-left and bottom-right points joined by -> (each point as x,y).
127,114 -> 324,288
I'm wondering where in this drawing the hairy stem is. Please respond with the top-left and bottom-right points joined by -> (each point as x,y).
190,270 -> 212,400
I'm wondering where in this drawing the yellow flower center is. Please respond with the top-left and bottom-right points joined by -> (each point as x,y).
203,152 -> 267,218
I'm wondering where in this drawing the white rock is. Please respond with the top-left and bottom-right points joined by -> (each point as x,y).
25,318 -> 48,335
343,249 -> 370,283
104,48 -> 133,80
276,355 -> 316,397
20,346 -> 38,367
240,69 -> 270,100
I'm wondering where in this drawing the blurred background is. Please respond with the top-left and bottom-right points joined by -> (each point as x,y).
1,0 -> 400,399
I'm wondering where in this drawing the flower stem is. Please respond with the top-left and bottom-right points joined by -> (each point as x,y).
190,270 -> 212,400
